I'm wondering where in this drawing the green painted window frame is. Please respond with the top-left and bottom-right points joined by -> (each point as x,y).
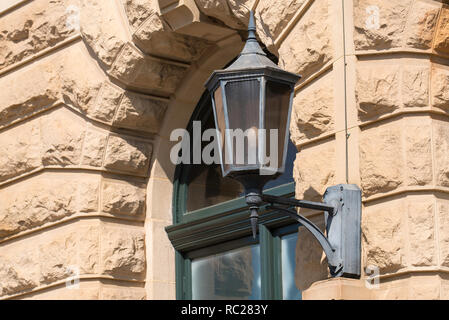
165,91 -> 300,300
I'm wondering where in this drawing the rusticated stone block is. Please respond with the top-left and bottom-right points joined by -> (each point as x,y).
433,120 -> 449,187
353,0 -> 411,50
405,1 -> 440,50
439,201 -> 449,267
39,233 -> 78,284
195,0 -> 248,30
290,74 -> 334,143
363,200 -> 406,274
133,12 -> 210,62
404,118 -> 432,186
356,66 -> 400,119
89,82 -> 123,124
121,0 -> 155,30
109,43 -> 145,85
279,0 -> 332,79
101,227 -> 146,276
0,251 -> 40,297
293,141 -> 335,202
103,135 -> 152,176
408,200 -> 436,267
81,130 -> 108,167
101,180 -> 146,216
114,93 -> 167,133
41,108 -> 85,166
258,0 -> 306,39
402,66 -> 429,108
295,219 -> 328,291
434,5 -> 449,55
0,120 -> 41,183
0,223 -> 146,297
432,67 -> 449,112
359,122 -> 402,197
0,60 -> 60,129
0,0 -> 78,71
80,0 -> 126,68
0,176 -> 77,239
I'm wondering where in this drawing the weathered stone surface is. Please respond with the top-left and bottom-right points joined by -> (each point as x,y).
194,0 -> 246,29
402,66 -> 429,108
295,219 -> 328,291
405,1 -> 439,50
101,227 -> 146,276
438,201 -> 449,267
356,66 -> 400,120
363,200 -> 406,274
109,43 -> 145,84
109,43 -> 187,94
359,123 -> 402,197
39,233 -> 78,284
114,93 -> 167,133
0,0 -> 78,71
290,75 -> 334,143
0,251 -> 39,297
101,180 -> 146,216
0,223 -> 147,297
0,120 -> 41,183
293,141 -> 335,202
258,0 -> 306,40
434,120 -> 449,187
101,287 -> 146,300
81,130 -> 108,167
0,64 -> 60,129
279,0 -> 332,80
80,0 -> 126,68
432,67 -> 449,112
122,0 -> 156,31
104,135 -> 152,176
353,0 -> 411,50
408,200 -> 436,267
0,178 -> 76,239
41,108 -> 85,166
434,5 -> 449,55
134,21 -> 210,62
89,82 -> 123,123
404,118 -> 432,186
409,277 -> 440,300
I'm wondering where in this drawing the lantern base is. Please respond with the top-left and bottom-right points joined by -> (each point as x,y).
232,173 -> 277,239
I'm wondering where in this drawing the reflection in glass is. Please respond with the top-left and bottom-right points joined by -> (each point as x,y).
192,245 -> 261,300
281,232 -> 302,300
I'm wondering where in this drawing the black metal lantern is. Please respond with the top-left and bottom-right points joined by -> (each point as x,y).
202,11 -> 362,279
205,12 -> 300,235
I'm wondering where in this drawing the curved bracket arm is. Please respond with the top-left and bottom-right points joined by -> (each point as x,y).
269,205 -> 343,275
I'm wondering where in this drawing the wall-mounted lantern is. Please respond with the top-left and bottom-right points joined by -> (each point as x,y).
205,11 -> 361,278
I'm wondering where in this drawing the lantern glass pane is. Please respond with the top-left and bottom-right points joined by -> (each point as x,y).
264,81 -> 292,172
224,79 -> 260,172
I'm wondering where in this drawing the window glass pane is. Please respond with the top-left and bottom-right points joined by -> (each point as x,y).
281,232 -> 302,300
191,245 -> 261,300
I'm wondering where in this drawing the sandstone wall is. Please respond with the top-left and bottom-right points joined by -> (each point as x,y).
0,0 -> 448,300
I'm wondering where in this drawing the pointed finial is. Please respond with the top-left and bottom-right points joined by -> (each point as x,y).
248,10 -> 257,40
250,208 -> 259,239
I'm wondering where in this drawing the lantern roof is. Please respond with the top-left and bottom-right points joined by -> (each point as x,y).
205,11 -> 301,91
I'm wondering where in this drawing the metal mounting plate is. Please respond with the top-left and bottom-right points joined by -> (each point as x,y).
323,184 -> 361,278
